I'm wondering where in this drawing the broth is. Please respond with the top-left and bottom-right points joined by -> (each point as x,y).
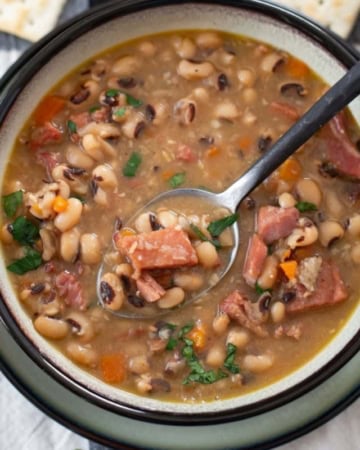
1,30 -> 359,402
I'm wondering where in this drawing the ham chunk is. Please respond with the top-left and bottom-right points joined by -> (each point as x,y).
243,233 -> 268,287
136,273 -> 166,303
115,228 -> 198,278
220,290 -> 269,337
30,122 -> 62,150
55,271 -> 87,310
325,113 -> 360,179
257,206 -> 299,244
285,260 -> 348,313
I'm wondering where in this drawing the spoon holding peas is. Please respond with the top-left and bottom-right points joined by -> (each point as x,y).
98,60 -> 360,319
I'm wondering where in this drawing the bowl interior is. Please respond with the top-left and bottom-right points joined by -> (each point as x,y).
0,1 -> 359,419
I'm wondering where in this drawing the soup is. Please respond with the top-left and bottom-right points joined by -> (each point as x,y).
1,30 -> 359,402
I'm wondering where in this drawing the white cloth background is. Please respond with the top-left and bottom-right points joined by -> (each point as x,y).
0,1 -> 359,449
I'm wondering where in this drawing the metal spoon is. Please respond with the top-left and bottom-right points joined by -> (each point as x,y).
98,60 -> 360,318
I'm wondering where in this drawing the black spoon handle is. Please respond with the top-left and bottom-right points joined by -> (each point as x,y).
222,59 -> 360,207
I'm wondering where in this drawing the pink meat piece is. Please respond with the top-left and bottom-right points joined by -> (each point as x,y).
115,228 -> 198,278
30,122 -> 62,150
242,233 -> 268,287
91,106 -> 110,123
257,206 -> 299,244
55,271 -> 87,310
285,260 -> 348,313
69,111 -> 91,129
325,112 -> 360,179
36,151 -> 60,177
136,273 -> 166,303
220,290 -> 269,337
175,144 -> 197,162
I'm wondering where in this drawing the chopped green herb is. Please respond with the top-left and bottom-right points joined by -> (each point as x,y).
7,247 -> 42,275
166,337 -> 178,351
114,106 -> 126,117
89,104 -> 101,113
71,195 -> 86,204
169,172 -> 186,188
105,88 -> 119,97
178,322 -> 194,339
164,322 -> 177,331
121,91 -> 143,108
2,190 -> 23,218
122,152 -> 142,177
224,343 -> 240,374
190,224 -> 221,250
255,282 -> 271,295
295,201 -> 317,212
207,213 -> 239,237
67,120 -> 77,134
11,216 -> 39,246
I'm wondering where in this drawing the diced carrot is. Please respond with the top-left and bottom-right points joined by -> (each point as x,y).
187,324 -> 207,351
100,353 -> 127,384
205,146 -> 220,158
278,158 -> 302,182
33,95 -> 66,125
162,169 -> 176,181
279,260 -> 298,280
286,57 -> 309,79
32,203 -> 42,215
52,195 -> 68,213
238,136 -> 252,152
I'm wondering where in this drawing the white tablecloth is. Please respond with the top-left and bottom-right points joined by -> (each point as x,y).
0,1 -> 359,449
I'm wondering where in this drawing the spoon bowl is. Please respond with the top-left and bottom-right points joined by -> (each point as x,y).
98,60 -> 360,319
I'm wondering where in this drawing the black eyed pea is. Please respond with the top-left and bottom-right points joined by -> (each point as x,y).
92,185 -> 108,206
196,241 -> 219,268
237,68 -> 256,87
157,287 -> 185,309
287,218 -> 318,249
34,315 -> 69,340
278,192 -> 296,208
195,31 -> 223,49
173,271 -> 204,291
54,198 -> 83,232
82,134 -> 104,161
129,355 -> 150,375
57,180 -> 71,199
0,224 -> 13,244
173,37 -> 197,59
112,55 -> 140,76
66,311 -> 95,343
152,102 -> 169,126
52,164 -> 88,195
214,102 -> 240,121
242,354 -> 274,373
325,191 -> 344,219
206,344 -> 226,368
226,328 -> 249,349
92,164 -> 118,190
260,52 -> 284,73
137,40 -> 156,57
134,212 -> 153,233
346,214 -> 360,237
122,112 -> 146,139
80,233 -> 102,265
173,98 -> 196,125
37,297 -> 61,317
115,263 -> 133,278
66,341 -> 98,367
177,60 -> 215,80
318,220 -> 344,247
350,243 -> 360,264
257,255 -> 279,290
39,229 -> 57,261
66,144 -> 95,170
157,209 -> 178,228
212,313 -> 230,335
270,301 -> 286,323
296,178 -> 322,207
100,272 -> 125,311
60,227 -> 80,263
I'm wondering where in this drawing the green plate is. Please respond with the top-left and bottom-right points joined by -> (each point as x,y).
1,320 -> 359,449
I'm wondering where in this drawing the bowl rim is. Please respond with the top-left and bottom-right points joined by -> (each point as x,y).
0,0 -> 359,426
